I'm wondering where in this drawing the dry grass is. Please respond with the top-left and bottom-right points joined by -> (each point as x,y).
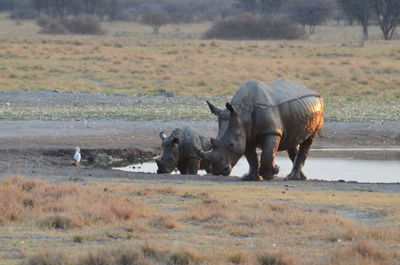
0,176 -> 150,227
21,243 -> 299,265
0,16 -> 399,114
0,16 -> 399,121
0,177 -> 399,265
327,239 -> 396,265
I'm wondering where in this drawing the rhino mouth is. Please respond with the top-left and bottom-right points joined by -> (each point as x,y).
211,165 -> 232,176
155,159 -> 174,174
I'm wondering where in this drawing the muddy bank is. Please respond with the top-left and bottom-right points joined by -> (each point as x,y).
0,119 -> 399,185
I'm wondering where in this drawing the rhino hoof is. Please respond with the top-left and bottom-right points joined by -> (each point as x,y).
286,171 -> 307,181
258,165 -> 279,179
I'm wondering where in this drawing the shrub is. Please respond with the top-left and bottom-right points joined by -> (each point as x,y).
257,252 -> 295,265
37,16 -> 69,34
204,14 -> 304,40
64,15 -> 104,35
38,215 -> 73,229
37,15 -> 104,35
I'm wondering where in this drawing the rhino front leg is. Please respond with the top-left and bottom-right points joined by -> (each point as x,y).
258,134 -> 280,180
287,137 -> 313,180
185,159 -> 201,175
287,146 -> 306,180
242,146 -> 260,181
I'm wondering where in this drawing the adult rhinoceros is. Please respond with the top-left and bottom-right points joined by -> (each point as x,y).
156,127 -> 212,175
203,78 -> 324,181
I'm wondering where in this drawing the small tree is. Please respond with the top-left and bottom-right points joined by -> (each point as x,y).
141,12 -> 170,34
369,0 -> 400,40
338,0 -> 372,40
289,0 -> 333,34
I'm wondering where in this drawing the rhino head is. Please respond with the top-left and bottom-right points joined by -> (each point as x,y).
155,131 -> 180,174
202,102 -> 246,176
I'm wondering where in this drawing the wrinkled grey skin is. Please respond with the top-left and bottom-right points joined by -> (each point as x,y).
202,79 -> 324,181
156,127 -> 212,175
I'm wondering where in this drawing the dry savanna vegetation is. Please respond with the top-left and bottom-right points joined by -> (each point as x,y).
0,14 -> 399,122
0,11 -> 400,265
0,176 -> 399,265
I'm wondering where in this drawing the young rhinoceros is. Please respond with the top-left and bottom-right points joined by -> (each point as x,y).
203,78 -> 324,181
155,127 -> 212,175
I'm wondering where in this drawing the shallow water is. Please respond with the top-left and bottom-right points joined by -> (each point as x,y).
114,149 -> 400,183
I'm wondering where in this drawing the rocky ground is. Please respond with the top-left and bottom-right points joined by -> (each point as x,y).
0,90 -> 399,193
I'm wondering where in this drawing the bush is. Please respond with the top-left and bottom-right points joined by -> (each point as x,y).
204,14 -> 304,40
37,16 -> 69,34
37,15 -> 104,35
141,12 -> 170,34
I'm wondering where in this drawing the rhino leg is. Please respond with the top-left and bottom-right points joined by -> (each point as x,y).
242,146 -> 260,181
287,146 -> 306,180
186,159 -> 201,175
178,165 -> 187,175
287,137 -> 313,180
258,135 -> 281,180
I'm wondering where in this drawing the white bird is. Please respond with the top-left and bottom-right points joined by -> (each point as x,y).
73,146 -> 83,168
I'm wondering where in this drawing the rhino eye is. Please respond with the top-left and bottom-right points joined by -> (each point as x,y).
229,142 -> 234,148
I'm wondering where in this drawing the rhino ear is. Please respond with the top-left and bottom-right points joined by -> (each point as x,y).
172,137 -> 180,145
226,103 -> 236,116
159,132 -> 167,141
207,101 -> 222,116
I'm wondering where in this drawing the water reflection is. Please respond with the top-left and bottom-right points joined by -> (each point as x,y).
114,149 -> 400,183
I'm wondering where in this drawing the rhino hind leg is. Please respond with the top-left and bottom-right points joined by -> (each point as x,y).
287,146 -> 306,180
287,137 -> 314,180
258,134 -> 281,180
242,146 -> 261,181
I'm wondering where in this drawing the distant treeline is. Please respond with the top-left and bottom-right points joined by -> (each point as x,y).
1,0 -> 399,40
0,0 -> 238,22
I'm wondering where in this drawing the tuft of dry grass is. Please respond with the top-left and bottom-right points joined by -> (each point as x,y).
38,215 -> 73,230
257,251 -> 296,265
22,252 -> 68,265
0,176 -> 151,228
328,239 -> 392,265
148,215 -> 180,230
189,197 -> 231,222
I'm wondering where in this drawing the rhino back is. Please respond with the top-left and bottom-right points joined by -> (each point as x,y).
176,127 -> 211,155
231,79 -> 319,114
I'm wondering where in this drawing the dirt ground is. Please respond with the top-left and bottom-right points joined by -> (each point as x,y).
0,117 -> 399,192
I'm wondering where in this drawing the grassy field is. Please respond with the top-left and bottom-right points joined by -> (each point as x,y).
0,14 -> 399,122
1,18 -> 400,99
0,176 -> 399,265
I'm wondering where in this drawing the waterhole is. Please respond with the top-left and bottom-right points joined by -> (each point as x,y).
114,148 -> 400,183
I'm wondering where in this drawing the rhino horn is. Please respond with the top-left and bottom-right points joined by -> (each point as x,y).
159,132 -> 167,140
226,102 -> 237,115
207,100 -> 222,115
